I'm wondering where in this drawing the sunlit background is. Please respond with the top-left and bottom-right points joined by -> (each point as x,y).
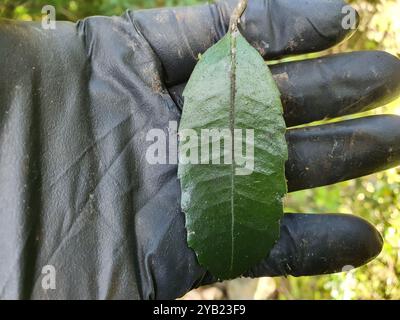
1,0 -> 399,300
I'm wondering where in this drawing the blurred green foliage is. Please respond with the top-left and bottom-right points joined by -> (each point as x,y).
0,0 -> 399,300
0,0 -> 206,20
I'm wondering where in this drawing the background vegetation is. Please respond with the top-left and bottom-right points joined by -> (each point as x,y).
1,0 -> 399,300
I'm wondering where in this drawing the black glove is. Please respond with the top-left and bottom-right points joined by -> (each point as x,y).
0,0 -> 399,300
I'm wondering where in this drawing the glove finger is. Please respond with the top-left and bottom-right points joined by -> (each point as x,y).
168,51 -> 400,127
245,213 -> 383,277
275,51 -> 400,126
131,0 -> 358,86
199,213 -> 382,285
286,115 -> 400,192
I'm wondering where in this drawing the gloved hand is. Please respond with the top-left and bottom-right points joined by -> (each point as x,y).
1,0 -> 400,300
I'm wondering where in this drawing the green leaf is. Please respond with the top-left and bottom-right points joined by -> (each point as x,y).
178,31 -> 288,279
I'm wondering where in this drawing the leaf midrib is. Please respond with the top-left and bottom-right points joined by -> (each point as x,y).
229,32 -> 238,273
